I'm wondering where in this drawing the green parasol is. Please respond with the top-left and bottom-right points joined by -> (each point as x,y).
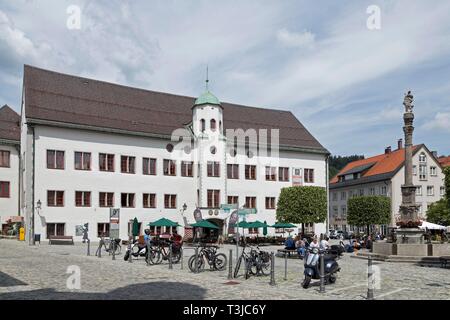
271,222 -> 296,228
148,218 -> 180,227
132,217 -> 140,237
263,220 -> 268,236
190,219 -> 219,229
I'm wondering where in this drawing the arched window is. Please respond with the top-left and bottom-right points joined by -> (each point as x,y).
210,119 -> 216,131
200,119 -> 205,132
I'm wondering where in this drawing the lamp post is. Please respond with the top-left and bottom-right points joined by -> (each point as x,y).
31,199 -> 42,245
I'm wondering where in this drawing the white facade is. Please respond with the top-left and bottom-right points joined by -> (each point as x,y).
0,143 -> 20,224
330,145 -> 445,231
21,102 -> 328,242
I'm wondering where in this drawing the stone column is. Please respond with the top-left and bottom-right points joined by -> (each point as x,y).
396,91 -> 423,244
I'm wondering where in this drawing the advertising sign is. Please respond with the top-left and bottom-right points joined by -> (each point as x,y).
75,225 -> 84,236
193,207 -> 202,222
228,210 -> 238,234
292,168 -> 303,186
109,208 -> 120,239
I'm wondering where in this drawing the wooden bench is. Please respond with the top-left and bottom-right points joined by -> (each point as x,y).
277,248 -> 299,258
49,235 -> 74,245
439,256 -> 450,268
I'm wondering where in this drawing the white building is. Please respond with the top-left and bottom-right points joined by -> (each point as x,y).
329,141 -> 445,233
0,105 -> 21,232
20,65 -> 329,242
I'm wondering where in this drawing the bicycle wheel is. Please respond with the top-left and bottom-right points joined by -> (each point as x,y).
188,254 -> 204,272
213,253 -> 227,271
244,258 -> 252,279
259,253 -> 271,276
234,255 -> 243,278
114,244 -> 121,255
149,249 -> 162,265
170,249 -> 182,264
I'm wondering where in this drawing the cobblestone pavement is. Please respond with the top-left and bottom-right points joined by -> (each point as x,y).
0,240 -> 449,300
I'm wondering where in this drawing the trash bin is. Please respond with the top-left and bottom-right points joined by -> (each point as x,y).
19,227 -> 25,241
34,234 -> 41,244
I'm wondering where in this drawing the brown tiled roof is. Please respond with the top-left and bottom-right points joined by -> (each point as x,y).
330,145 -> 421,187
0,105 -> 20,142
23,65 -> 328,153
439,156 -> 450,168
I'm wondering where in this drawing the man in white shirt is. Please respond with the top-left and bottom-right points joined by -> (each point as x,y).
320,236 -> 330,250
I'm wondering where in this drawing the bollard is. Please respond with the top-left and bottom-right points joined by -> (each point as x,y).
146,243 -> 150,266
112,240 -> 116,260
87,239 -> 90,256
169,243 -> 173,270
269,252 -> 276,286
195,246 -> 199,274
228,249 -> 233,280
128,241 -> 133,263
284,252 -> 288,280
97,239 -> 102,258
319,252 -> 325,293
180,247 -> 184,270
367,256 -> 374,300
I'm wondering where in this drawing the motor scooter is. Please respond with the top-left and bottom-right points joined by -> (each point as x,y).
302,247 -> 340,289
124,240 -> 148,261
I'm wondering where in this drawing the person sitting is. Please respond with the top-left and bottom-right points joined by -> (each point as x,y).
284,236 -> 296,250
309,236 -> 320,249
295,237 -> 306,258
320,236 -> 330,250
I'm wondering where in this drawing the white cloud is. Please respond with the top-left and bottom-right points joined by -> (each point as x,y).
276,28 -> 315,48
423,112 -> 450,132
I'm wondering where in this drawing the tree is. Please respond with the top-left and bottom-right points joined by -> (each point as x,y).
426,199 -> 450,226
347,196 -> 391,233
444,167 -> 450,209
329,154 -> 365,180
276,186 -> 327,234
426,167 -> 450,225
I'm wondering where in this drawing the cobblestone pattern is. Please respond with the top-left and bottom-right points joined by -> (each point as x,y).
0,240 -> 449,300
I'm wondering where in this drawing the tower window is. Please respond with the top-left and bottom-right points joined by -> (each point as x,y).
200,119 -> 205,132
210,119 -> 216,131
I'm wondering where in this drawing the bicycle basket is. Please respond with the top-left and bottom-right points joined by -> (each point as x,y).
261,251 -> 270,263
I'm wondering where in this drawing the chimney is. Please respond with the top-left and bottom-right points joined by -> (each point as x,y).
397,139 -> 403,150
385,146 -> 392,154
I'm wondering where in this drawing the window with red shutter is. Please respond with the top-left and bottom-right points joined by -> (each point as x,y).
0,150 -> 10,167
0,181 -> 10,198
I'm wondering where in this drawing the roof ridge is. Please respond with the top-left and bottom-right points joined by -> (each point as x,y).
24,64 -> 294,114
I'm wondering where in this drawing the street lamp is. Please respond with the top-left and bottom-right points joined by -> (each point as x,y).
31,199 -> 42,245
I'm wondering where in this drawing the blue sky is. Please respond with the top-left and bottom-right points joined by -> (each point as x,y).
0,0 -> 449,157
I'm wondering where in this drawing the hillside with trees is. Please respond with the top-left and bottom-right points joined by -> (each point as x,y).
329,155 -> 365,180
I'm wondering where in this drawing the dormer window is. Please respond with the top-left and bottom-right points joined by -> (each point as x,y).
200,119 -> 205,132
210,119 -> 216,131
419,153 -> 426,163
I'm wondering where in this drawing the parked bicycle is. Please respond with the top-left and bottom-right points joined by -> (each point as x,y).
97,237 -> 121,255
188,244 -> 227,272
234,245 -> 271,279
147,239 -> 181,265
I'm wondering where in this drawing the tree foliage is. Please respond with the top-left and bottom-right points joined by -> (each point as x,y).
444,167 -> 450,209
276,186 -> 327,224
329,154 -> 365,180
426,167 -> 450,225
347,196 -> 391,226
426,199 -> 450,226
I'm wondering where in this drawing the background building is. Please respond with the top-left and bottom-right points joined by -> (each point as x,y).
329,140 -> 445,234
0,105 -> 21,233
20,65 -> 329,242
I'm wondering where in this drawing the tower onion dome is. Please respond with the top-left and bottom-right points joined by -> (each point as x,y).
193,90 -> 221,107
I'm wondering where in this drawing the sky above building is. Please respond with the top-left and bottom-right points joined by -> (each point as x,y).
1,0 -> 449,157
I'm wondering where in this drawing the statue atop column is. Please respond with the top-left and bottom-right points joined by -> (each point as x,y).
403,91 -> 414,113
